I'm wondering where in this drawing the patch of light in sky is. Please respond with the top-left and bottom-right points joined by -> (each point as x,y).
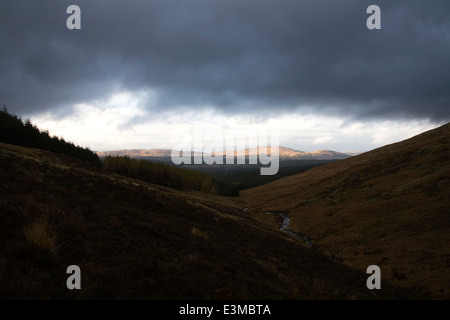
29,91 -> 442,153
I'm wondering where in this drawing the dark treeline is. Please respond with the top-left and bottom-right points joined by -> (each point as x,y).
0,108 -> 239,195
0,107 -> 101,167
102,155 -> 218,194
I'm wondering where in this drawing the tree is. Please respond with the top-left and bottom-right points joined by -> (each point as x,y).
0,109 -> 101,167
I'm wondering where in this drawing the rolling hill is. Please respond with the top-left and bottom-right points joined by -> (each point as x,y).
96,147 -> 350,160
0,141 -> 413,299
241,123 -> 450,299
213,147 -> 349,160
97,149 -> 174,158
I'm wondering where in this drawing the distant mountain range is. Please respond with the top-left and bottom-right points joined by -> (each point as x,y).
96,147 -> 350,160
97,149 -> 183,158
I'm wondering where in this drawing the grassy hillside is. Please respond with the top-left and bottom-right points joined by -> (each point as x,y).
241,123 -> 450,299
0,142 -> 414,299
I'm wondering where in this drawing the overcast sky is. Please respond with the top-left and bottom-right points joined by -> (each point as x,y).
1,0 -> 449,152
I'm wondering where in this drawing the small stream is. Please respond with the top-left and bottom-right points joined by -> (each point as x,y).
260,211 -> 315,248
252,210 -> 339,262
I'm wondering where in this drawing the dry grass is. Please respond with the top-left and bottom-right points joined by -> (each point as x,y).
191,227 -> 209,240
21,203 -> 67,254
23,216 -> 59,253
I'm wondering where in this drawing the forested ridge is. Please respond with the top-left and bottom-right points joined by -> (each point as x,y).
0,107 -> 101,167
102,155 -> 217,193
0,108 -> 221,194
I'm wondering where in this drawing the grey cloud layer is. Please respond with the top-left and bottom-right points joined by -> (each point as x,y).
1,0 -> 449,120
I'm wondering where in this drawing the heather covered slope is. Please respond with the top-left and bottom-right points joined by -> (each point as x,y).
241,123 -> 450,299
0,142 -> 414,299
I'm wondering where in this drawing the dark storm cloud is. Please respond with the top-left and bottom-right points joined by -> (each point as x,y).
1,0 -> 449,121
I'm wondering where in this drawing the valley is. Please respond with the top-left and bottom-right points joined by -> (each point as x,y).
241,123 -> 450,299
1,109 -> 448,299
0,141 -> 416,299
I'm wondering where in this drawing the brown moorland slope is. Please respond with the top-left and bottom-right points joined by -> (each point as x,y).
0,142 -> 415,299
241,122 -> 450,299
